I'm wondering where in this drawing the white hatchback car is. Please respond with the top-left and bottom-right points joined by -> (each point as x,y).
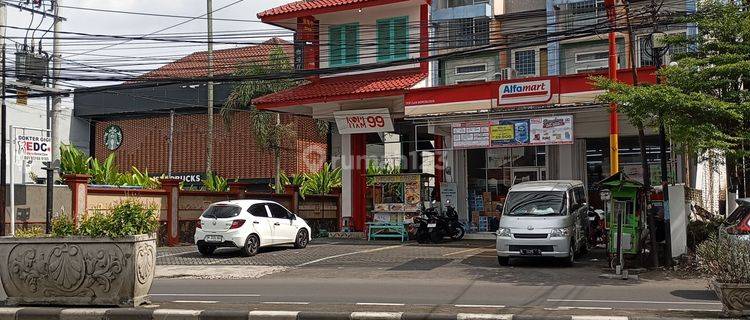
194,200 -> 312,256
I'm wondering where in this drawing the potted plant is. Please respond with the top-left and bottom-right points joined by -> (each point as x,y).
0,199 -> 158,307
696,235 -> 750,317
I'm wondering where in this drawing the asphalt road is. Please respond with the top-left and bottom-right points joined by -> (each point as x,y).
151,239 -> 721,315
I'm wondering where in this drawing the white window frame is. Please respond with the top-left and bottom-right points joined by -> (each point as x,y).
455,78 -> 487,84
454,63 -> 488,75
511,46 -> 544,78
575,50 -> 609,63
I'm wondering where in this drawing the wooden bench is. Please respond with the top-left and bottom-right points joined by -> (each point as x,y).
366,222 -> 408,242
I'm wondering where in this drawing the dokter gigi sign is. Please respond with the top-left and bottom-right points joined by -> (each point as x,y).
498,79 -> 552,106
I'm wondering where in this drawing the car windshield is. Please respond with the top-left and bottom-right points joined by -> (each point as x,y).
504,191 -> 566,216
201,205 -> 241,219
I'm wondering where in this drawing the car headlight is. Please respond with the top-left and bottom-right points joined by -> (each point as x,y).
550,228 -> 570,238
496,227 -> 511,237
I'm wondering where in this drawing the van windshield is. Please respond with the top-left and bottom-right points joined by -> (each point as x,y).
504,191 -> 566,216
201,205 -> 241,219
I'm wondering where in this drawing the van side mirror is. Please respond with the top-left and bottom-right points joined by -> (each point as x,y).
289,213 -> 297,220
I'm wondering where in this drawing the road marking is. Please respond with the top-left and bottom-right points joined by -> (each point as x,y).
296,245 -> 403,267
454,304 -> 506,308
157,250 -> 197,259
351,312 -> 404,320
262,302 -> 310,305
546,307 -> 614,311
443,248 -> 482,256
571,316 -> 627,320
457,314 -> 512,320
356,302 -> 406,306
150,293 -> 260,297
172,300 -> 218,304
668,309 -> 723,312
152,309 -> 202,317
547,298 -> 722,305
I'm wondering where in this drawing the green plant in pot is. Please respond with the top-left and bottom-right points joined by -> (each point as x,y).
0,199 -> 159,307
696,235 -> 750,316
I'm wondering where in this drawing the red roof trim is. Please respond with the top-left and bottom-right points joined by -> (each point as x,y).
258,0 -> 411,21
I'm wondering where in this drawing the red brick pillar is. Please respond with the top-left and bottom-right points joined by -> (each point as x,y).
160,178 -> 182,246
228,181 -> 250,198
64,174 -> 91,226
284,185 -> 299,213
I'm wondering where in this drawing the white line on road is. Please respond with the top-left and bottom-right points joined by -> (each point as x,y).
667,309 -> 723,312
547,299 -> 722,305
296,245 -> 403,267
150,293 -> 260,297
571,316 -> 628,320
172,300 -> 218,304
356,303 -> 406,306
454,304 -> 506,308
545,307 -> 614,311
262,302 -> 310,305
443,248 -> 482,257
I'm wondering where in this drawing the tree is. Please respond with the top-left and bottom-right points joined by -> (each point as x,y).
595,0 -> 748,162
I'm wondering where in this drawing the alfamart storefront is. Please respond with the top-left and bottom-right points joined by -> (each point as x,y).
403,67 -> 681,234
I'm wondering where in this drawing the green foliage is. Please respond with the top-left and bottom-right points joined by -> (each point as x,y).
697,235 -> 750,283
79,200 -> 159,238
60,144 -> 90,175
204,171 -> 229,192
593,0 -> 750,160
687,215 -> 725,250
89,153 -> 122,185
366,160 -> 401,186
14,226 -> 45,238
51,214 -> 76,237
121,167 -> 161,189
300,163 -> 342,197
271,171 -> 306,192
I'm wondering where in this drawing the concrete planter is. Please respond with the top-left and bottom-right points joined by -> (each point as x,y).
711,281 -> 750,317
0,234 -> 156,307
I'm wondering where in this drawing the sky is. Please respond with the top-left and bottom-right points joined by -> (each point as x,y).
5,0 -> 294,90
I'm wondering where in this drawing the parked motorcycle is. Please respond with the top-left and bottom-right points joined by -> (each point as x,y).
587,208 -> 606,247
414,200 -> 465,243
414,201 -> 437,243
444,200 -> 465,241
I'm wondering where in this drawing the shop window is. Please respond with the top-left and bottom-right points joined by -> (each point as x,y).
585,136 -> 673,192
329,23 -> 359,66
377,16 -> 409,62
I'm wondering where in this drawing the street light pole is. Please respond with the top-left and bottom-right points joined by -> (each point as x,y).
205,0 -> 214,175
605,0 -> 620,175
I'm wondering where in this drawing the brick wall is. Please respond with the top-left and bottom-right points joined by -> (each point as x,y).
94,113 -> 327,179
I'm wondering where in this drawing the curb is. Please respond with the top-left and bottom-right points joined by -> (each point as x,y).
0,309 -> 729,320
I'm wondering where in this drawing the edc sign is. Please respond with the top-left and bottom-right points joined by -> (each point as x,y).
15,135 -> 51,162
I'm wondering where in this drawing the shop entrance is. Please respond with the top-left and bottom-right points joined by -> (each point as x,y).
466,146 -> 547,232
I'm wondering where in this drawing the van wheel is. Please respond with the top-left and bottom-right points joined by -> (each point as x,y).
562,239 -> 575,267
197,244 -> 215,256
294,229 -> 309,249
242,234 -> 260,257
498,256 -> 510,266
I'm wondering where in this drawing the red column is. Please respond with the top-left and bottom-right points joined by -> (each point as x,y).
351,133 -> 367,232
605,0 -> 620,174
64,174 -> 91,226
160,178 -> 182,247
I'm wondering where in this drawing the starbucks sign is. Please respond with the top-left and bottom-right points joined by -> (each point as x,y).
104,125 -> 123,151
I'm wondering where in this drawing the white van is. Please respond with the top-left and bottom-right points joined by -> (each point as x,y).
495,180 -> 590,266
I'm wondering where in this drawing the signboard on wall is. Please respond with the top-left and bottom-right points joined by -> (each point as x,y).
498,79 -> 552,106
452,115 -> 574,149
529,115 -> 574,145
15,134 -> 51,162
451,121 -> 490,148
334,108 -> 394,134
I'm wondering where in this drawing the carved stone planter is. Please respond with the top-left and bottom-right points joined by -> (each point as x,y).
711,281 -> 750,317
0,234 -> 156,307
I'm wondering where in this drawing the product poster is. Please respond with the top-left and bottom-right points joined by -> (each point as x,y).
529,115 -> 574,145
490,119 -> 530,146
452,122 -> 490,148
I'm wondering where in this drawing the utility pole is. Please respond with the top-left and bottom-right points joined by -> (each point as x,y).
605,0 -> 619,176
205,0 -> 214,175
50,1 -> 62,176
1,1 -> 6,237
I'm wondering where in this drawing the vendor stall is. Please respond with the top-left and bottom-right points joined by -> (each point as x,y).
368,173 -> 434,241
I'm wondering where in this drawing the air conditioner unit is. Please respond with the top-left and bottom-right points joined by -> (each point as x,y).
497,68 -> 517,80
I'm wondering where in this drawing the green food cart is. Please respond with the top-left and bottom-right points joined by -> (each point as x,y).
598,172 -> 646,262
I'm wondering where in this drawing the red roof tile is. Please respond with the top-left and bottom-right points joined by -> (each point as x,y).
252,68 -> 426,108
139,38 -> 293,80
258,0 -> 404,20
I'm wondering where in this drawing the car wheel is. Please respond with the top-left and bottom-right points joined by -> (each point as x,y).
294,229 -> 309,249
197,244 -> 216,256
498,256 -> 510,266
242,234 -> 260,257
562,238 -> 575,267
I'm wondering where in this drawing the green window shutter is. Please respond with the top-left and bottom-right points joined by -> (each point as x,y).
329,25 -> 343,66
344,24 -> 359,64
377,19 -> 391,61
393,16 -> 409,59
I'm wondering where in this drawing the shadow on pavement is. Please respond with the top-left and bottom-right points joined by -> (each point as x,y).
670,289 -> 718,301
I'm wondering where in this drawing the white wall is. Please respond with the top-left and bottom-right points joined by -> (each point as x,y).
318,1 -> 422,72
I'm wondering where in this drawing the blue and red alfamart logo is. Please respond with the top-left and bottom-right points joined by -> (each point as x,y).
498,80 -> 552,106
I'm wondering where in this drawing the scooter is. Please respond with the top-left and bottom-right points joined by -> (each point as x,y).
416,200 -> 465,243
414,201 -> 437,243
444,200 -> 465,241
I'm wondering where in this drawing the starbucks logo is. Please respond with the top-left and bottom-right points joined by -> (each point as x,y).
104,125 -> 123,151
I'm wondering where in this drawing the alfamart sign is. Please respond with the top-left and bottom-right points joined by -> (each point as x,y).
498,79 -> 552,106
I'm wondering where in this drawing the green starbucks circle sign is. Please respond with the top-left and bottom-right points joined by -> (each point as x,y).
104,125 -> 123,151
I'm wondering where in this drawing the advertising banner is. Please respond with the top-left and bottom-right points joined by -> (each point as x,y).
529,115 -> 574,145
451,121 -> 490,148
15,134 -> 51,162
490,119 -> 530,146
334,108 -> 394,134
